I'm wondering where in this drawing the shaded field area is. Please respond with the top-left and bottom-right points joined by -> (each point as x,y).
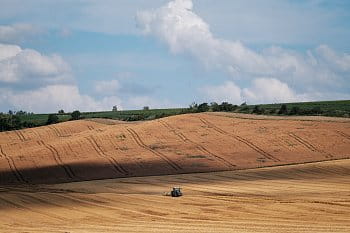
0,113 -> 350,184
0,159 -> 349,232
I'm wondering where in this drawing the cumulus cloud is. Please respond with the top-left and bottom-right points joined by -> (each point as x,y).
0,43 -> 72,85
0,85 -> 123,113
94,79 -> 121,95
0,23 -> 41,43
0,43 -> 125,113
200,79 -> 302,105
242,78 -> 301,104
200,81 -> 242,104
137,0 -> 350,103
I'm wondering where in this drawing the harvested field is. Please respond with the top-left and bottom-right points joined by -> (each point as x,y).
1,113 -> 350,232
0,159 -> 349,232
0,113 -> 349,184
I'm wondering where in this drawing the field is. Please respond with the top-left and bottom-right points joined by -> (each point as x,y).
0,159 -> 349,232
16,108 -> 187,127
1,112 -> 349,184
0,112 -> 350,232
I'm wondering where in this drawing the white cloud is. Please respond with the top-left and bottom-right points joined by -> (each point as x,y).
0,43 -> 72,85
200,81 -> 242,104
0,23 -> 41,43
94,79 -> 121,95
201,78 -> 350,105
137,0 -> 350,100
242,78 -> 301,104
0,85 -> 123,113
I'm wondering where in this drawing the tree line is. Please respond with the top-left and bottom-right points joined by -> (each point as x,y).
0,110 -> 82,132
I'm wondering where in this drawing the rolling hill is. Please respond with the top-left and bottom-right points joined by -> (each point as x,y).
1,112 -> 349,184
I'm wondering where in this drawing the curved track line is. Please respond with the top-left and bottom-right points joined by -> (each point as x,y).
47,125 -> 61,137
85,136 -> 128,175
14,130 -> 25,142
336,131 -> 350,140
16,193 -> 120,222
126,128 -> 182,171
40,140 -> 76,179
0,196 -> 65,221
159,120 -> 236,168
199,117 -> 280,162
288,133 -> 333,159
0,145 -> 27,183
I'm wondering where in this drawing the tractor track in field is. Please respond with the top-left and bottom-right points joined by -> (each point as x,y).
336,131 -> 350,140
48,125 -> 62,137
16,193 -> 120,222
85,136 -> 129,175
0,195 -> 66,221
198,117 -> 280,162
126,128 -> 182,171
159,120 -> 236,169
0,145 -> 27,183
39,140 -> 76,179
14,130 -> 26,142
288,133 -> 333,159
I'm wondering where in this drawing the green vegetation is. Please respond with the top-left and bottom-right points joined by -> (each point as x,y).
46,114 -> 59,125
236,100 -> 350,117
0,100 -> 349,132
71,110 -> 81,120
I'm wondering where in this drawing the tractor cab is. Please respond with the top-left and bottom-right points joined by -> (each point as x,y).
171,187 -> 182,197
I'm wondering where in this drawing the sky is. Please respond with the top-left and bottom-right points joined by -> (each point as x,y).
0,0 -> 349,113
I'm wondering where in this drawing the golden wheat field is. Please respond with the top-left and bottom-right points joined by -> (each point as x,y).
0,113 -> 350,232
0,159 -> 350,232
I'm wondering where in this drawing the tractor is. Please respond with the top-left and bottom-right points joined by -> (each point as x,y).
170,187 -> 182,197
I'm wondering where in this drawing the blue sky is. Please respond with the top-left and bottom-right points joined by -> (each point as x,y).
0,0 -> 349,113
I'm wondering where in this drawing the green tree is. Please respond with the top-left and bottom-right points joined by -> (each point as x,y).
71,110 -> 81,120
47,114 -> 59,125
289,106 -> 300,115
278,104 -> 288,115
210,102 -> 220,112
197,103 -> 209,112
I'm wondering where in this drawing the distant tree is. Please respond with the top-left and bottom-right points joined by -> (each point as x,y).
47,114 -> 59,125
311,106 -> 323,115
143,106 -> 149,111
252,105 -> 265,115
197,103 -> 209,112
15,110 -> 26,115
58,109 -> 65,114
278,104 -> 288,115
112,105 -> 118,111
268,109 -> 277,114
240,102 -> 247,106
71,110 -> 81,120
219,102 -> 237,112
252,106 -> 260,114
8,110 -> 13,115
189,102 -> 198,110
210,102 -> 220,112
289,106 -> 300,115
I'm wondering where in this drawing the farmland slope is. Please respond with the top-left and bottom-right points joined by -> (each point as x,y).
0,113 -> 349,184
0,159 -> 349,232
